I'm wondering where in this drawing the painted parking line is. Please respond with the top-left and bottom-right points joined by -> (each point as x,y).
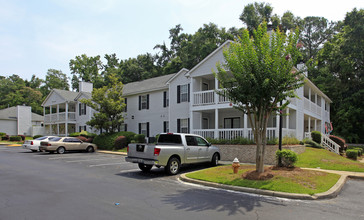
47,155 -> 103,160
89,162 -> 124,167
66,157 -> 120,163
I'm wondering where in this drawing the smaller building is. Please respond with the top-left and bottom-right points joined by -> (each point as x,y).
0,105 -> 44,136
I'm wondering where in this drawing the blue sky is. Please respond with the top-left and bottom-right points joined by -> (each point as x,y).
1,0 -> 363,81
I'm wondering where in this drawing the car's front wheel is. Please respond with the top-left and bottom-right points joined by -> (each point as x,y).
138,163 -> 153,172
57,147 -> 65,154
86,146 -> 95,153
211,153 -> 219,166
165,157 -> 181,175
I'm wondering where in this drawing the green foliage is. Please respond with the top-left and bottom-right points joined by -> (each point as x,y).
347,145 -> 364,152
276,149 -> 298,167
214,23 -> 303,173
346,150 -> 358,160
9,136 -> 22,141
0,132 -> 6,137
134,134 -> 146,143
33,135 -> 43,139
1,135 -> 9,140
311,131 -> 322,144
40,69 -> 69,96
239,2 -> 273,32
304,139 -> 323,149
93,131 -> 136,150
267,138 -> 278,145
114,136 -> 127,150
69,132 -> 80,137
282,136 -> 300,145
81,74 -> 126,133
205,137 -> 255,145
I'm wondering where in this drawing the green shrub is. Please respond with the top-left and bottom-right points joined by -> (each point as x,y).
354,148 -> 362,156
304,139 -> 323,148
282,136 -> 300,145
276,149 -> 298,167
18,135 -> 26,141
114,136 -> 127,149
10,136 -> 22,141
33,135 -> 43,139
267,138 -> 278,145
69,132 -> 80,137
346,149 -> 358,160
311,131 -> 322,144
93,131 -> 136,150
347,145 -> 364,152
134,134 -> 146,143
0,132 -> 6,137
1,135 -> 9,140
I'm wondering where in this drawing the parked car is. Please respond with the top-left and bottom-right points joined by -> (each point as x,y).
126,133 -> 220,175
39,137 -> 97,154
22,136 -> 58,152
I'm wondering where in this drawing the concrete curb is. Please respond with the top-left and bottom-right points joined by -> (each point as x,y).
179,169 -> 356,200
97,150 -> 127,156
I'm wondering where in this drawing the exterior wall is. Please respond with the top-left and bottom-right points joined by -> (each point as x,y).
124,89 -> 169,137
75,96 -> 94,133
0,120 -> 17,135
43,92 -> 65,106
216,144 -> 306,165
17,106 -> 32,136
168,70 -> 190,133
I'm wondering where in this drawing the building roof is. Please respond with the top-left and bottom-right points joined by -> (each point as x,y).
53,89 -> 80,101
0,106 -> 44,121
122,73 -> 175,96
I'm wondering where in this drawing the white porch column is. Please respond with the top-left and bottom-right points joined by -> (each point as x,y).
57,123 -> 59,136
309,87 -> 312,102
314,119 -> 317,131
214,78 -> 219,104
315,93 -> 318,105
286,108 -> 290,131
244,114 -> 248,138
65,102 -> 68,136
308,116 -> 311,133
57,104 -> 59,121
214,109 -> 219,139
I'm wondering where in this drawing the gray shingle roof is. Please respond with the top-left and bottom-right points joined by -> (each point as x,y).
53,89 -> 80,101
0,106 -> 44,121
122,73 -> 175,96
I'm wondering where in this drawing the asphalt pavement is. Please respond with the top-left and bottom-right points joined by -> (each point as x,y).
1,145 -> 364,220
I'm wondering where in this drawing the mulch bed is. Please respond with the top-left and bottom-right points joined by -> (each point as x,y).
242,166 -> 303,181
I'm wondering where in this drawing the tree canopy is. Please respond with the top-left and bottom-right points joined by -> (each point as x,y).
214,24 -> 303,173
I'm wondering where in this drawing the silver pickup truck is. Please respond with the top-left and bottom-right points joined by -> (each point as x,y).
125,133 -> 221,175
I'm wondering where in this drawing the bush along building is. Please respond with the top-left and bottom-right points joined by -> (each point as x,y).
42,41 -> 335,152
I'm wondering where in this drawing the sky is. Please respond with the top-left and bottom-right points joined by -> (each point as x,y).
1,0 -> 363,82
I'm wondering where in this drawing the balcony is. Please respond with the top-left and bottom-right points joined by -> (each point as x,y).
304,97 -> 321,116
44,112 -> 76,123
193,90 -> 230,106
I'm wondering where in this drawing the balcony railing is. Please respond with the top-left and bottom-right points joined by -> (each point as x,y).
193,128 -> 280,140
304,97 -> 321,116
44,112 -> 76,123
193,90 -> 230,106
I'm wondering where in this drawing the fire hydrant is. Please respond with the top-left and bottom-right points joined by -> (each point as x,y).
232,158 -> 240,174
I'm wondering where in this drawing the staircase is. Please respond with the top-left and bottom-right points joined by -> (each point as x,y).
321,134 -> 340,155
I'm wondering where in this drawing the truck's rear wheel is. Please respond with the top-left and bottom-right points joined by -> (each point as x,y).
138,163 -> 153,172
165,157 -> 180,175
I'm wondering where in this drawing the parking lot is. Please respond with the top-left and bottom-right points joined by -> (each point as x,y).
1,144 -> 364,220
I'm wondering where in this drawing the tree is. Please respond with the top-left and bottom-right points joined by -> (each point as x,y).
239,2 -> 273,32
69,54 -> 104,91
214,24 -> 303,173
313,8 -> 364,143
40,69 -> 69,96
80,74 -> 126,133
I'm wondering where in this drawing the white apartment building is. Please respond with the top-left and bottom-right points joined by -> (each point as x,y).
42,41 -> 331,140
123,41 -> 331,141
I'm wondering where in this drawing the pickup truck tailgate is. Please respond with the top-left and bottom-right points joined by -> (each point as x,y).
127,143 -> 157,160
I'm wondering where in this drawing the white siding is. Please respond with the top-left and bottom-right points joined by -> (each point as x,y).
0,120 -> 17,136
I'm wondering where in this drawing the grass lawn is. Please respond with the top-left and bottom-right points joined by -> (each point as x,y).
296,147 -> 364,172
115,148 -> 127,153
186,165 -> 340,195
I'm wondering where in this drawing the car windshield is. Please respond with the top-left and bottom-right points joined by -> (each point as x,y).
48,137 -> 61,141
35,137 -> 47,140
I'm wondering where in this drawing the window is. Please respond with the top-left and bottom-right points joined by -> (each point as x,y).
163,121 -> 169,133
196,137 -> 208,146
224,117 -> 240,129
139,122 -> 149,137
139,95 -> 149,110
79,103 -> 86,115
177,84 -> 190,103
79,125 -> 86,132
177,118 -> 189,133
163,91 -> 169,107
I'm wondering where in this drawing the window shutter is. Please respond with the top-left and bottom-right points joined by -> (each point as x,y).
177,85 -> 180,103
188,84 -> 190,102
83,104 -> 86,115
177,119 -> 180,133
124,124 -> 127,131
79,103 -> 81,116
163,121 -> 166,133
84,126 -> 87,131
138,96 -> 141,110
163,91 -> 166,108
147,94 -> 149,109
124,98 -> 127,112
138,123 -> 141,134
188,118 -> 190,133
147,122 -> 150,137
